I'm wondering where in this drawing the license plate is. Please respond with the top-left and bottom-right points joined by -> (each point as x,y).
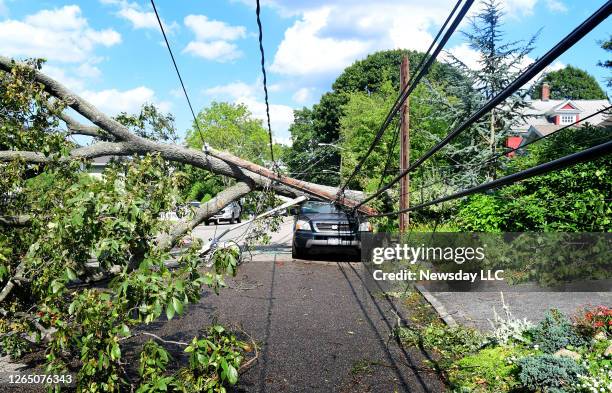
327,238 -> 340,246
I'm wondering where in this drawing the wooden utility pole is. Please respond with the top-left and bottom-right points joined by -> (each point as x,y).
399,56 -> 410,233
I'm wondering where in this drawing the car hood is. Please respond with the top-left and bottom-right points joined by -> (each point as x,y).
298,212 -> 355,222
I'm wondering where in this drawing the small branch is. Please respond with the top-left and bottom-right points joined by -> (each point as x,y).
238,329 -> 259,375
155,181 -> 254,253
59,113 -> 110,139
0,262 -> 26,303
120,331 -> 189,346
0,215 -> 30,227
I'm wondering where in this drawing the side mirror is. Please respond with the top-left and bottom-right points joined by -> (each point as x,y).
289,207 -> 298,215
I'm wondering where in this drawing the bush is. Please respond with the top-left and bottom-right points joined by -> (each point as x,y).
396,322 -> 483,364
530,309 -> 588,353
573,305 -> 612,337
517,354 -> 585,393
449,346 -> 530,392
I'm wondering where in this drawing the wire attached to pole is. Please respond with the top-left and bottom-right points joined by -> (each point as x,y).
150,0 -> 206,145
255,0 -> 277,170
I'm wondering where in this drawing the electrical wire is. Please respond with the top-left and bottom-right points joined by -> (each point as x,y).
368,139 -> 612,217
354,0 -> 612,212
150,0 -> 206,144
339,0 -> 474,195
255,0 -> 276,168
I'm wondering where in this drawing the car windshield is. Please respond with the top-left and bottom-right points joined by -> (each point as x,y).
300,202 -> 343,214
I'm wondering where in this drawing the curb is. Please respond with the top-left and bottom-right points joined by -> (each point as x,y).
415,284 -> 458,328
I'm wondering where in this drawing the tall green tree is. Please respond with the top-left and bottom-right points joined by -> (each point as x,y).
284,49 -> 462,186
184,102 -> 286,202
532,66 -> 607,100
185,101 -> 272,165
445,0 -> 539,180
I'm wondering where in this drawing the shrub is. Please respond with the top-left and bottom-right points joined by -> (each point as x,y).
487,292 -> 534,345
517,354 -> 585,393
396,322 -> 483,364
573,305 -> 612,337
530,309 -> 588,353
449,346 -> 530,392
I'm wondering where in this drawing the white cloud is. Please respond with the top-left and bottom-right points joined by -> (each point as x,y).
545,0 -> 567,13
76,62 -> 102,79
204,81 -> 256,98
117,7 -> 158,30
184,15 -> 246,41
203,80 -> 294,141
292,87 -> 313,104
183,41 -> 242,62
182,15 -> 246,63
0,5 -> 121,63
271,8 -> 372,76
42,64 -> 87,92
81,86 -> 170,115
441,43 -> 482,70
501,0 -> 538,17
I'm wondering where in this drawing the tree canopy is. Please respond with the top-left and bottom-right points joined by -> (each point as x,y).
283,49 -> 463,186
532,65 -> 607,100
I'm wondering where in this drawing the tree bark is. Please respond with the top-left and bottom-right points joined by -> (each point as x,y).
0,55 -> 375,214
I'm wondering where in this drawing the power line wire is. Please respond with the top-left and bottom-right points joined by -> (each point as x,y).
354,1 -> 612,212
150,0 -> 205,144
255,0 -> 276,168
368,139 -> 612,217
339,0 -> 473,195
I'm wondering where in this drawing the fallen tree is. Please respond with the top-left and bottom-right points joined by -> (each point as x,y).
0,57 -> 372,391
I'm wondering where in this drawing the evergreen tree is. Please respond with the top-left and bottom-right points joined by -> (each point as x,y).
444,0 -> 539,180
598,35 -> 611,88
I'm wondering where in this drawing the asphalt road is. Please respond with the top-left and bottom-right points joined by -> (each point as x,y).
144,218 -> 446,392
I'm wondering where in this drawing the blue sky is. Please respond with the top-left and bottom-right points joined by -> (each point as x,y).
0,0 -> 609,144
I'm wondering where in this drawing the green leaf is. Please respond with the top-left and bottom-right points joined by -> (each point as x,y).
110,343 -> 121,361
66,267 -> 77,281
227,364 -> 238,385
172,297 -> 183,315
166,301 -> 175,320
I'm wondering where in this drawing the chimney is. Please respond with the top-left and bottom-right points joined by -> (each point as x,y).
541,82 -> 550,101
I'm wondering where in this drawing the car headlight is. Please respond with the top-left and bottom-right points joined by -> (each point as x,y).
295,219 -> 312,231
359,221 -> 372,232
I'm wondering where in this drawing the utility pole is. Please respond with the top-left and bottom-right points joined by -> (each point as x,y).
399,56 -> 410,233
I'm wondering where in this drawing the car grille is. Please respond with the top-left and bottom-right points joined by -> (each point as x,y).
314,222 -> 352,232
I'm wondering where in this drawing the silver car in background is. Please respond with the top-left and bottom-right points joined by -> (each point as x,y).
206,201 -> 242,225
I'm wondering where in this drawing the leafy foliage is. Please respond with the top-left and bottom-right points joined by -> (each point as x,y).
0,61 -> 255,391
449,346 -> 530,392
532,65 -> 607,100
284,49 -> 463,187
456,125 -> 612,232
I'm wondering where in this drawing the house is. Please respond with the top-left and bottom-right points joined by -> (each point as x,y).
507,82 -> 610,153
88,156 -> 124,179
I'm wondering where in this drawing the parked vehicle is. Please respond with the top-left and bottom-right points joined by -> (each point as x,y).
290,201 -> 372,259
206,201 -> 242,225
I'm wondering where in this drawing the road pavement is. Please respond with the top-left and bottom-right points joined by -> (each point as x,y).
155,217 -> 445,392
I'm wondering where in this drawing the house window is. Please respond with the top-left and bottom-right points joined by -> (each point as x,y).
560,114 -> 575,125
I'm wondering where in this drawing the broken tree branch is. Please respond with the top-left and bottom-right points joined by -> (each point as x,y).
0,55 -> 375,213
0,215 -> 31,227
156,181 -> 254,252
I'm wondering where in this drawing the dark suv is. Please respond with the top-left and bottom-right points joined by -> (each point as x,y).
291,201 -> 372,259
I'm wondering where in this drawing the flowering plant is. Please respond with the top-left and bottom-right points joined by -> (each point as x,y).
574,306 -> 612,336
